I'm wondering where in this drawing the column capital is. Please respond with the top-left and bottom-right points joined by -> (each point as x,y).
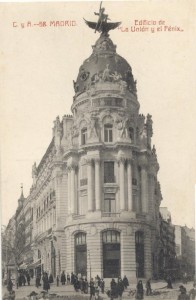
86,158 -> 93,165
67,162 -> 78,171
117,156 -> 127,164
127,158 -> 133,165
138,154 -> 148,168
140,164 -> 148,171
94,157 -> 101,164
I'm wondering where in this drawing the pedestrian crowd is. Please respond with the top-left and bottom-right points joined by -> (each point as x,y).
4,270 -> 196,300
106,276 -> 129,300
17,271 -> 31,287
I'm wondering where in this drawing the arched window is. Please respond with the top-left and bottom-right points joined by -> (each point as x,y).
135,231 -> 144,277
129,127 -> 134,141
81,128 -> 87,145
102,230 -> 120,278
75,232 -> 87,276
104,124 -> 113,142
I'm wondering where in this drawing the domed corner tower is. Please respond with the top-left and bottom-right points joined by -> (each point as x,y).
62,6 -> 162,282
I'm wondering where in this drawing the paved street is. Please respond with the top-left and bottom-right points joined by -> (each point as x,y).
2,280 -> 195,300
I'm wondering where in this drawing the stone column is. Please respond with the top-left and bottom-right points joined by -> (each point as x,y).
95,158 -> 101,211
127,159 -> 133,211
87,159 -> 93,211
119,158 -> 125,211
70,164 -> 76,214
141,165 -> 148,213
148,173 -> 155,219
67,169 -> 71,214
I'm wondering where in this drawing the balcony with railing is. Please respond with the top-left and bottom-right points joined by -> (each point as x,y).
102,212 -> 121,218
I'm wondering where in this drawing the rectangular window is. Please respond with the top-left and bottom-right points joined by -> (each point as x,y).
104,193 -> 116,213
81,128 -> 87,145
104,124 -> 113,142
132,178 -> 137,185
104,162 -> 115,183
80,164 -> 87,187
79,195 -> 88,215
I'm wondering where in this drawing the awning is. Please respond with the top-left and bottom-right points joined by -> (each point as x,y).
19,263 -> 27,270
28,259 -> 41,269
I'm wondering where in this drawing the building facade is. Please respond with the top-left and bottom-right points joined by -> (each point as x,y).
4,14 -> 165,282
27,25 -> 163,281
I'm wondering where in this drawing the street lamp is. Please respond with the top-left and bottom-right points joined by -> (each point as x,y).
136,262 -> 139,283
88,249 -> 91,280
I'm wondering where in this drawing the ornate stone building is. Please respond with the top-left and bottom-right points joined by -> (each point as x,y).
28,17 -> 163,280
5,11 -> 164,282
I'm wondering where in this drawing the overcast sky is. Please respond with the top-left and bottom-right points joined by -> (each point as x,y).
1,1 -> 196,228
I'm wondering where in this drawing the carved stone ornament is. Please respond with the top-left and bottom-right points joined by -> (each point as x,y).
127,225 -> 133,236
139,124 -> 148,149
88,117 -> 98,139
90,225 -> 97,236
32,162 -> 37,177
104,186 -> 118,193
72,125 -> 79,138
80,68 -> 90,81
102,64 -> 111,81
116,117 -> 128,138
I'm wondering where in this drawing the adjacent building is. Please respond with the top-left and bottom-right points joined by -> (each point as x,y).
158,207 -> 176,278
175,225 -> 195,277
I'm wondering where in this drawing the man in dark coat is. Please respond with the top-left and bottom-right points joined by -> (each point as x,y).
177,286 -> 189,300
67,273 -> 70,284
84,277 -> 88,294
135,280 -> 144,299
7,278 -> 13,292
117,279 -> 124,300
189,283 -> 196,300
36,274 -> 41,288
43,273 -> 50,292
100,278 -> 105,294
122,275 -> 129,289
26,273 -> 30,286
56,275 -> 59,287
61,271 -> 66,285
145,278 -> 152,296
89,278 -> 95,300
110,278 -> 117,300
71,272 -> 75,285
167,276 -> 173,289
49,273 -> 54,284
22,274 -> 26,286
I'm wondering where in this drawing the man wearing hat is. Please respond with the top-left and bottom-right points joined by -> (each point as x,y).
27,291 -> 38,300
189,283 -> 196,300
177,285 -> 189,300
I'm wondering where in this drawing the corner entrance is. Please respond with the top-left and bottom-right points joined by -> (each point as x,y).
102,230 -> 120,278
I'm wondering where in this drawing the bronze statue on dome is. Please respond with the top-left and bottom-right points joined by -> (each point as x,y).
84,2 -> 121,35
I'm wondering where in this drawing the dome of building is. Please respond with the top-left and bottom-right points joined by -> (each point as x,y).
73,35 -> 136,96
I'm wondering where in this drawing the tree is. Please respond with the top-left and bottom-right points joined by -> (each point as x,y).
1,220 -> 26,286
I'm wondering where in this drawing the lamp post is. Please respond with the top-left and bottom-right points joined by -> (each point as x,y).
136,262 -> 139,283
88,249 -> 91,280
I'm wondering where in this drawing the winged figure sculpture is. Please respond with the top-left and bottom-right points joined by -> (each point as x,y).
84,2 -> 121,35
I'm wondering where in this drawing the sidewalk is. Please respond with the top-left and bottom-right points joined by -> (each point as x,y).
2,280 -> 194,300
